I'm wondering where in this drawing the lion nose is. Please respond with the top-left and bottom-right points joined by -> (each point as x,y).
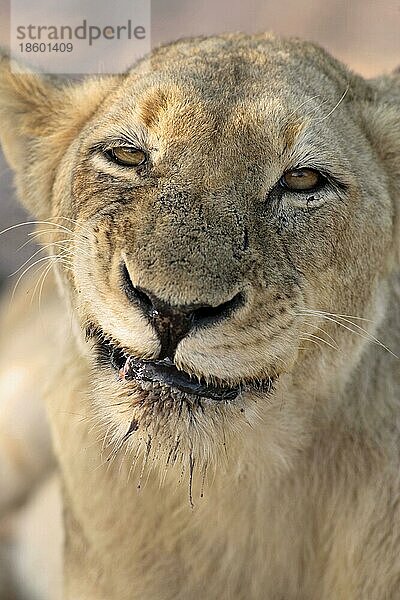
121,263 -> 243,359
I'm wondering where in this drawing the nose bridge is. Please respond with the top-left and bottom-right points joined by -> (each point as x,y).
129,188 -> 246,306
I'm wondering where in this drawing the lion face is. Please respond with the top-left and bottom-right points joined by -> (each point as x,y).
0,35 -> 398,469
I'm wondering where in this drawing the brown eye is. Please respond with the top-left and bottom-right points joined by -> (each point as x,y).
106,147 -> 147,167
281,168 -> 322,192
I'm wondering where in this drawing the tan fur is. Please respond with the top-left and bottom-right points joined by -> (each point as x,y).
0,33 -> 399,599
0,275 -> 59,518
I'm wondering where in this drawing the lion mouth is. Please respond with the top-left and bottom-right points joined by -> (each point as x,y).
116,354 -> 239,401
90,327 -> 243,401
89,327 -> 275,403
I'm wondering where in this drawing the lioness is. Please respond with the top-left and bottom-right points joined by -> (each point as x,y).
0,33 -> 399,600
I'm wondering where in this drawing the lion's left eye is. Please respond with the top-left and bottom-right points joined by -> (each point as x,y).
280,168 -> 323,192
105,147 -> 147,167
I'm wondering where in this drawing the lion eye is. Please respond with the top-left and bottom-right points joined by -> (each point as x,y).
106,147 -> 147,167
280,168 -> 322,192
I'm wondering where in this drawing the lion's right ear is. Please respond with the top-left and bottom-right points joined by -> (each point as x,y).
0,50 -> 121,217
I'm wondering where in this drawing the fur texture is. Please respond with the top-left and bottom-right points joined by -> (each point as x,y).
0,34 -> 399,599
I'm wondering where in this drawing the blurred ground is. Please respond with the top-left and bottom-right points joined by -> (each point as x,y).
0,0 -> 399,286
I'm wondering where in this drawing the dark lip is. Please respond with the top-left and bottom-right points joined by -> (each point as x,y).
89,326 -> 275,403
116,354 -> 240,401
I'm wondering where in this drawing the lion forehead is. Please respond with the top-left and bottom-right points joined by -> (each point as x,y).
84,35 -> 361,171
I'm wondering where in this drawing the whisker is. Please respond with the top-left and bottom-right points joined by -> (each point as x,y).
318,83 -> 349,122
286,94 -> 327,122
53,216 -> 94,237
28,229 -> 75,240
10,254 -> 70,304
0,220 -> 74,238
300,308 -> 373,323
26,229 -> 93,262
299,309 -> 398,359
37,259 -> 65,312
10,239 -> 72,276
298,319 -> 339,348
299,332 -> 338,352
299,336 -> 324,352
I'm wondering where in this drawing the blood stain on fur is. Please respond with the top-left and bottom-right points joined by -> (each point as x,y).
137,435 -> 152,490
189,452 -> 195,509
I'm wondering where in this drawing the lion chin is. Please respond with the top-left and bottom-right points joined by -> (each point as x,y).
87,324 -> 277,458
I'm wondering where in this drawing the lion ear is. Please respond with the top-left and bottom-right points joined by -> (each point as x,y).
0,50 -> 58,171
361,73 -> 400,172
0,50 -> 121,217
361,72 -> 400,258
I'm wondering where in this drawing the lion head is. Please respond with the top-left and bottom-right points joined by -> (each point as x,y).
0,34 -> 399,479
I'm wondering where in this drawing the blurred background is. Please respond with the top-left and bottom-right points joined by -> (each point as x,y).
0,0 -> 399,289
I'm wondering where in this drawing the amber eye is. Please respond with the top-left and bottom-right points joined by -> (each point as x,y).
106,147 -> 147,167
280,168 -> 322,192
